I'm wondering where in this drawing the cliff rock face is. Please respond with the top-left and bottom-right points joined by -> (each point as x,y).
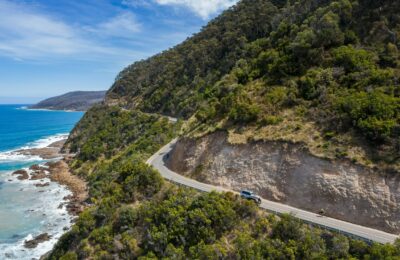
167,132 -> 400,234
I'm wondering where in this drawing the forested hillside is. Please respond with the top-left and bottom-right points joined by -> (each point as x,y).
108,0 -> 400,170
50,106 -> 400,259
49,0 -> 400,258
30,91 -> 106,111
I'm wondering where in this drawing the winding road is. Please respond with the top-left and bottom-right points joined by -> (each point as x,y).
146,138 -> 399,244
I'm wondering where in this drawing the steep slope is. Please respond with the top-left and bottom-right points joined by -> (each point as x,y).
106,0 -> 278,117
30,91 -> 106,111
50,106 -> 400,259
48,0 -> 400,258
167,132 -> 400,233
107,0 -> 400,170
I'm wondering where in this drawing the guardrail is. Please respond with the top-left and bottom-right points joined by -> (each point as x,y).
164,175 -> 375,243
148,139 -> 398,244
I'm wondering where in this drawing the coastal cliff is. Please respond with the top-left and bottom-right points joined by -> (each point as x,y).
167,132 -> 400,233
47,0 -> 400,258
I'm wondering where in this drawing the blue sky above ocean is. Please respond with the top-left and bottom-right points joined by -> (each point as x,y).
0,0 -> 238,103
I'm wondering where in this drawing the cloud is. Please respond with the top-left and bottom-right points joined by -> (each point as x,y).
0,1 -> 83,59
88,12 -> 141,38
154,0 -> 238,19
0,0 -> 234,65
0,1 -> 142,61
122,0 -> 152,8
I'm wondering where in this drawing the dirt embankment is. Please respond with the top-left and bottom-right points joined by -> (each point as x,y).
167,132 -> 400,234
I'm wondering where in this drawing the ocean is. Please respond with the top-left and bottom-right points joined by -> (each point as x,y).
0,105 -> 83,259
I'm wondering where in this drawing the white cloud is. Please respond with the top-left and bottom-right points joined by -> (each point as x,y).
89,12 -> 141,38
122,0 -> 152,8
0,1 -> 83,58
0,1 -> 142,61
0,0 -> 235,63
155,0 -> 238,19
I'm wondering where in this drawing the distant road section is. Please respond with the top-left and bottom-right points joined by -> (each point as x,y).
30,91 -> 106,111
147,138 -> 399,244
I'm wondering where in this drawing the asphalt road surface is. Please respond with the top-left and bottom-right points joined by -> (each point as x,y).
147,138 -> 399,244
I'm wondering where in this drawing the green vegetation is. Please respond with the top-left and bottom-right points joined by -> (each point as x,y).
336,90 -> 399,141
50,105 -> 400,259
49,0 -> 400,258
65,105 -> 178,163
108,0 -> 400,168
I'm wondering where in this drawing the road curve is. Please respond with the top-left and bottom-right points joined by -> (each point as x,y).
147,138 -> 399,244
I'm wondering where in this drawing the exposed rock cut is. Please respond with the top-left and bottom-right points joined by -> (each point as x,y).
167,132 -> 400,234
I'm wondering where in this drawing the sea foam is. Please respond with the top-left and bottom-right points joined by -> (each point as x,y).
0,105 -> 83,259
20,133 -> 69,150
0,176 -> 73,259
0,166 -> 73,259
0,134 -> 73,259
0,134 -> 68,163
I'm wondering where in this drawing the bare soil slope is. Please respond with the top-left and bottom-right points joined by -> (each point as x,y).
167,132 -> 400,234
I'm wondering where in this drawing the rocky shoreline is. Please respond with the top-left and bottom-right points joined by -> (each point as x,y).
48,160 -> 87,216
10,139 -> 87,250
16,140 -> 66,160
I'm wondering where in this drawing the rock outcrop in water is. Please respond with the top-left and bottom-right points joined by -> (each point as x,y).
24,233 -> 51,249
12,170 -> 29,180
167,132 -> 400,234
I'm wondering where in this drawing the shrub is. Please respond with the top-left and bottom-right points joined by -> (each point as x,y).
114,206 -> 138,232
336,90 -> 399,141
265,87 -> 289,106
59,252 -> 78,260
260,115 -> 283,126
272,214 -> 304,241
229,102 -> 260,123
298,68 -> 334,100
332,45 -> 377,73
121,162 -> 164,201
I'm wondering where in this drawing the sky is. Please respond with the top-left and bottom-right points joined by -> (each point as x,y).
0,0 -> 238,104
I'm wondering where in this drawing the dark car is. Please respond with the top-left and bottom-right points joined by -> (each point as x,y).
240,190 -> 262,204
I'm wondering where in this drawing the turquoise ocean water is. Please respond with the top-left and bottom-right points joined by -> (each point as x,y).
0,105 -> 83,259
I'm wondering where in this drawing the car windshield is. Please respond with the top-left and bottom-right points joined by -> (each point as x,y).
242,191 -> 251,195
